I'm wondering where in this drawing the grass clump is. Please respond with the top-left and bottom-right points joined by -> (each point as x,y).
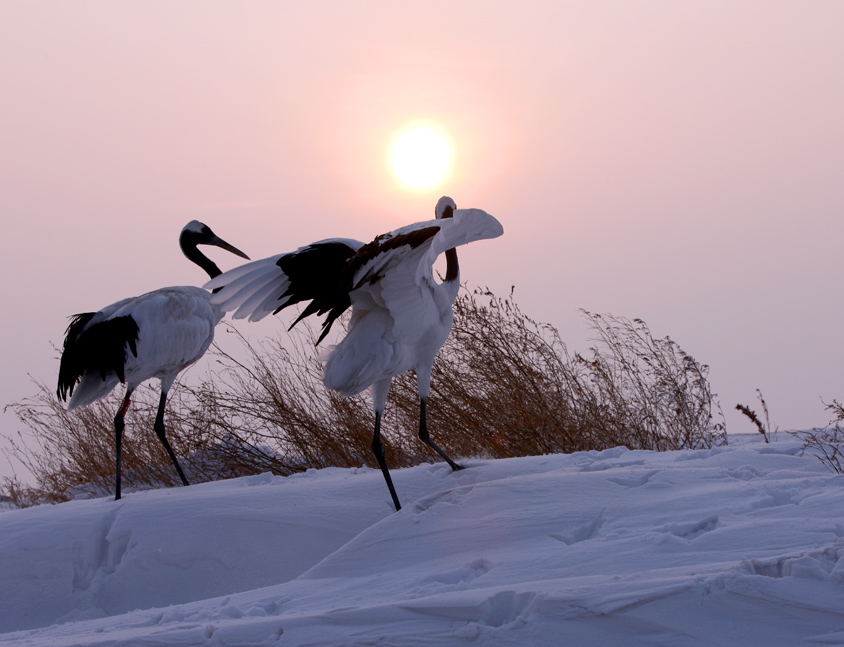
791,399 -> 844,474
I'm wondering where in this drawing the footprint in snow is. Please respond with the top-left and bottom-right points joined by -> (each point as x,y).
661,515 -> 719,540
608,470 -> 660,488
549,510 -> 606,546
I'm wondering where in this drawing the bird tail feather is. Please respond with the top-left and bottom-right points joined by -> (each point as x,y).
67,372 -> 122,410
57,314 -> 139,405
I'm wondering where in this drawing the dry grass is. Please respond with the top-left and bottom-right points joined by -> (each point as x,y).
395,289 -> 726,457
791,399 -> 844,474
3,286 -> 727,505
2,381 -> 225,505
736,389 -> 774,443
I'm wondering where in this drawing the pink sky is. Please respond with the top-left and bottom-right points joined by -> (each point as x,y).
2,2 -> 843,481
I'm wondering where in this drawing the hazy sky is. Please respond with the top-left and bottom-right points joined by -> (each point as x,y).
2,2 -> 843,481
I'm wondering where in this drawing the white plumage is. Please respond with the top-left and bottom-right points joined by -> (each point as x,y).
206,197 -> 503,510
57,221 -> 249,500
64,287 -> 219,410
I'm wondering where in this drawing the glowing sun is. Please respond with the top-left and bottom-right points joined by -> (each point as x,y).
391,127 -> 450,189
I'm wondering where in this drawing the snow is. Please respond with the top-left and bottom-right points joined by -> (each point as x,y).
2,435 -> 844,646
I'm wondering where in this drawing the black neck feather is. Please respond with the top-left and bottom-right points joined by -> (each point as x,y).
445,248 -> 459,283
180,234 -> 222,279
440,204 -> 459,283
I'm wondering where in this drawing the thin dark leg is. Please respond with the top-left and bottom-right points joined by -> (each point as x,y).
372,411 -> 401,511
419,399 -> 463,471
154,392 -> 189,487
113,389 -> 134,501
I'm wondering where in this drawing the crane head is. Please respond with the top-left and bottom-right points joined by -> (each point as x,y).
435,196 -> 456,220
181,220 -> 250,260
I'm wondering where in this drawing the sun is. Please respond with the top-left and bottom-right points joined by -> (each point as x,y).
390,127 -> 450,189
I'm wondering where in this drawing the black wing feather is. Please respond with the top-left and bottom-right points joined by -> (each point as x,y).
272,241 -> 358,343
56,313 -> 140,402
270,226 -> 440,345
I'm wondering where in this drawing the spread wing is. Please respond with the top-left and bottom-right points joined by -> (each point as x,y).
348,208 -> 503,342
206,238 -> 364,339
206,209 -> 502,347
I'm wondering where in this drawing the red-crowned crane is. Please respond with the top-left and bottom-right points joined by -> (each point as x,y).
205,198 -> 503,510
57,221 -> 249,500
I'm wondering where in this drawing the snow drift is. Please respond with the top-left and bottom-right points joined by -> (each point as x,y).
1,435 -> 843,646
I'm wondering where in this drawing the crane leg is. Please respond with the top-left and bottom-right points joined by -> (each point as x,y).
113,388 -> 134,501
372,411 -> 402,511
419,399 -> 464,471
153,392 -> 190,487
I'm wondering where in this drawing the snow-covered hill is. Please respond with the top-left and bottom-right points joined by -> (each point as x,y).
2,436 -> 843,646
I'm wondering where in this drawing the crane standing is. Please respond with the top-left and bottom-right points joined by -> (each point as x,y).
206,198 -> 503,510
57,221 -> 249,500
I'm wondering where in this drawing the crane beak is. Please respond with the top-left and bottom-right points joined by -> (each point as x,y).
208,236 -> 250,260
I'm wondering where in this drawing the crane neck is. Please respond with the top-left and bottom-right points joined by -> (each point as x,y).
444,248 -> 459,283
180,236 -> 222,279
439,202 -> 459,283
